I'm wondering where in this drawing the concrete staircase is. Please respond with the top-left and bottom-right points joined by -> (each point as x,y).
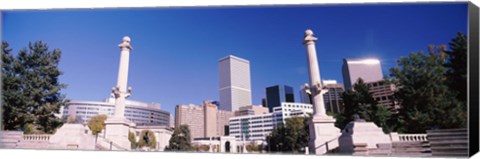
368,143 -> 392,156
95,136 -> 129,151
0,131 -> 23,148
427,128 -> 468,157
391,141 -> 432,157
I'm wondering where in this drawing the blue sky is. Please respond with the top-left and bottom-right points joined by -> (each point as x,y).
2,3 -> 468,114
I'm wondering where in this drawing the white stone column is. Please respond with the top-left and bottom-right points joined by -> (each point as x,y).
303,29 -> 329,118
303,29 -> 340,155
104,36 -> 136,151
113,36 -> 133,118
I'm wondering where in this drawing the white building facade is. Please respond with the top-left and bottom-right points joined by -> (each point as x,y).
228,102 -> 313,141
62,98 -> 170,126
218,55 -> 252,111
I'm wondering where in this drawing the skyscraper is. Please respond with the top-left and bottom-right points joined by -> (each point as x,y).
218,55 -> 252,111
322,80 -> 345,114
299,83 -> 312,104
300,80 -> 345,114
265,85 -> 295,112
342,58 -> 383,90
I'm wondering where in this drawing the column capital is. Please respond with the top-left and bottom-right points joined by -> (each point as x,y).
118,36 -> 133,51
303,29 -> 318,45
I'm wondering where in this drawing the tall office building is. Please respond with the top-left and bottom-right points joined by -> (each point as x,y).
175,100 -> 234,140
300,80 -> 345,114
299,83 -> 312,104
265,85 -> 295,112
342,58 -> 383,90
218,55 -> 252,111
322,80 -> 345,114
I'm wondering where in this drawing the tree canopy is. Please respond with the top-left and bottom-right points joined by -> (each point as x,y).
444,32 -> 467,107
389,44 -> 467,133
87,114 -> 107,136
1,41 -> 66,133
165,125 -> 192,151
129,131 -> 138,149
335,78 -> 394,133
266,116 -> 310,153
137,130 -> 157,150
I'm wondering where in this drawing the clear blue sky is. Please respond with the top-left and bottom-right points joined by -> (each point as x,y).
2,3 -> 468,114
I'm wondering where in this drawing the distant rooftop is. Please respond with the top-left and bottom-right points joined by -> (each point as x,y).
218,55 -> 250,64
344,58 -> 381,65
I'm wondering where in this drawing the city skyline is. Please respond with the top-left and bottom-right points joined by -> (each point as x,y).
2,3 -> 468,114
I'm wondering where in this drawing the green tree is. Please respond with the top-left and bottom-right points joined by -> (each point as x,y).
266,123 -> 287,152
137,130 -> 156,150
246,144 -> 260,152
165,125 -> 192,151
192,144 -> 210,152
1,41 -> 66,133
444,32 -> 467,107
128,131 -> 138,149
390,48 -> 466,133
87,114 -> 107,141
1,41 -> 28,131
266,116 -> 310,153
336,78 -> 394,133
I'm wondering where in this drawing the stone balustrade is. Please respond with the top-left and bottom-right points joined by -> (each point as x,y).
23,134 -> 52,141
390,133 -> 428,142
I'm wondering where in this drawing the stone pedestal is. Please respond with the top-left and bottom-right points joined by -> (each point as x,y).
338,121 -> 391,154
104,117 -> 135,150
308,116 -> 340,154
48,124 -> 96,150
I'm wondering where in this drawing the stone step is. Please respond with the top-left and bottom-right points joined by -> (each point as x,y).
0,142 -> 19,148
431,146 -> 468,150
392,142 -> 430,147
392,147 -> 431,152
376,143 -> 392,149
96,144 -> 109,150
431,151 -> 468,156
432,148 -> 468,153
368,153 -> 391,156
352,152 -> 368,156
0,131 -> 24,137
391,153 -> 432,157
368,150 -> 391,154
428,136 -> 468,141
429,140 -> 468,145
427,132 -> 467,137
0,138 -> 21,143
426,128 -> 467,133
18,142 -> 49,149
0,135 -> 23,140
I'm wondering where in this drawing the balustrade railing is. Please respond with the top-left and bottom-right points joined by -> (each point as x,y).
23,134 -> 51,141
390,133 -> 428,142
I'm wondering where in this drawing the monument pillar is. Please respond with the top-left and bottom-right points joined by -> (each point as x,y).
104,36 -> 136,150
303,29 -> 340,154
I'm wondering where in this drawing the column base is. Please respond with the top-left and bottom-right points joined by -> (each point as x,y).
104,117 -> 136,150
308,115 -> 341,155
